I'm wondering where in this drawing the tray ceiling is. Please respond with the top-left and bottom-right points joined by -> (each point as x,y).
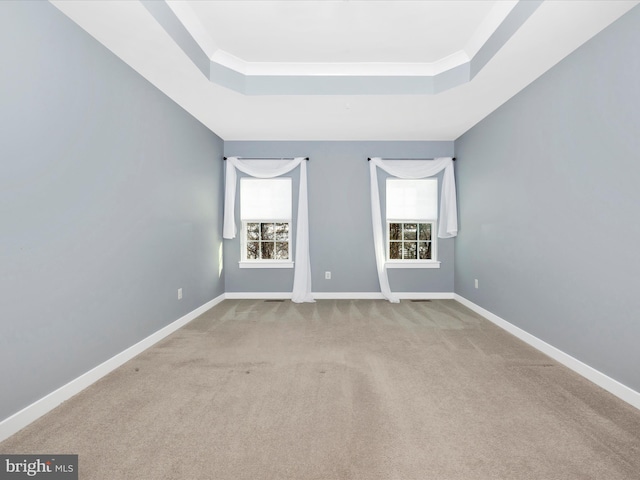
50,0 -> 638,140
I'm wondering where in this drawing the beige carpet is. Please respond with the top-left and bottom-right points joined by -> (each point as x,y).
2,299 -> 639,479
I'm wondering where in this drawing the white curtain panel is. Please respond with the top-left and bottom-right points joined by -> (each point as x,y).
369,157 -> 458,303
223,157 -> 314,303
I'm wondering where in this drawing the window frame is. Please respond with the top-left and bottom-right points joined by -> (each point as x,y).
239,220 -> 293,268
385,178 -> 441,269
385,221 -> 440,268
238,177 -> 294,269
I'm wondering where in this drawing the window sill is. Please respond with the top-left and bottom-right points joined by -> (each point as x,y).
239,261 -> 294,269
385,261 -> 441,269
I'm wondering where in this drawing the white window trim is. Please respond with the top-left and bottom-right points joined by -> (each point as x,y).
239,261 -> 294,269
385,220 -> 439,268
386,261 -> 440,269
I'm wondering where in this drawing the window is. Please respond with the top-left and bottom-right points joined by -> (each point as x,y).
240,177 -> 293,267
244,222 -> 290,260
388,222 -> 433,259
386,178 -> 440,267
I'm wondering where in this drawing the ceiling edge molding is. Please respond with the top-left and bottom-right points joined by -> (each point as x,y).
463,0 -> 519,58
209,51 -> 471,77
470,0 -> 544,78
140,0 -> 210,79
165,0 -> 218,57
142,0 -> 542,95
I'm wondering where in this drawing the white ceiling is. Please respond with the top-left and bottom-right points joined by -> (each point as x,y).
50,0 -> 638,141
194,1 -> 494,63
184,1 -> 506,67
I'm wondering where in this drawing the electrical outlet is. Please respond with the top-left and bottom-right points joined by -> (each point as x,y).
325,271 -> 331,280
178,288 -> 183,299
474,279 -> 479,289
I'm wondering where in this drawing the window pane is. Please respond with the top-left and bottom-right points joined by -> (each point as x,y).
275,242 -> 289,260
389,223 -> 401,241
261,242 -> 274,259
261,223 -> 275,241
247,242 -> 260,259
419,223 -> 431,241
390,242 -> 402,259
247,223 -> 260,240
419,242 -> 432,260
275,223 -> 289,241
404,223 -> 417,240
404,242 -> 417,259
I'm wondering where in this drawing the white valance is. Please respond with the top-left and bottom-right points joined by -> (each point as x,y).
369,157 -> 458,303
223,157 -> 314,303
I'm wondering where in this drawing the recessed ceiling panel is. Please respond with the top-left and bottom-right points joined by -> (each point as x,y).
156,0 -> 537,94
187,0 -> 498,64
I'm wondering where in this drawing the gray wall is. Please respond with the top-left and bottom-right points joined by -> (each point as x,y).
455,6 -> 640,391
224,141 -> 454,294
0,1 -> 225,421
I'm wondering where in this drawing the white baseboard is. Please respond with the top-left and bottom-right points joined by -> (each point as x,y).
225,292 -> 293,300
454,294 -> 640,410
396,292 -> 454,300
312,292 -> 383,300
0,294 -> 225,442
225,292 -> 455,300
